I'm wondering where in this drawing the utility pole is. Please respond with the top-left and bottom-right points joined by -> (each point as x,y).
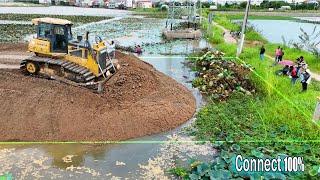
236,0 -> 251,57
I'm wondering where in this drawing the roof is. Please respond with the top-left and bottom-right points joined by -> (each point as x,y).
32,17 -> 73,25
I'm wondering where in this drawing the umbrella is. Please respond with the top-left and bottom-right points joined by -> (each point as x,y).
278,60 -> 295,66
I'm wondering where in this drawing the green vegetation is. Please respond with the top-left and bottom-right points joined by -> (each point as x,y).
202,9 -> 296,21
171,14 -> 320,179
225,14 -> 296,20
0,24 -> 34,42
201,0 -> 320,10
132,8 -> 167,18
209,14 -> 319,73
213,15 -> 239,32
207,15 -> 267,43
202,22 -> 224,44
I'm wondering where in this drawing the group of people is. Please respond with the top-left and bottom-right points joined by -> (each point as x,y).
281,56 -> 311,91
259,46 -> 285,63
259,45 -> 312,92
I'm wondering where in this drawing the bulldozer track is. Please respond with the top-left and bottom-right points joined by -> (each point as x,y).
19,56 -> 117,91
20,56 -> 99,82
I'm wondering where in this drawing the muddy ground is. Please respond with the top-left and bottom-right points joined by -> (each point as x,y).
0,44 -> 196,141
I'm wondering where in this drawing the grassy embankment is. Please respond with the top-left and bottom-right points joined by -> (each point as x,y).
204,12 -> 320,73
171,14 -> 320,179
0,14 -> 111,42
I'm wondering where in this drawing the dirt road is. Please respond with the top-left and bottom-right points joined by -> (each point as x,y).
0,46 -> 196,141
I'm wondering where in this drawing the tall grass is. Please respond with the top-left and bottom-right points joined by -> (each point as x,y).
214,42 -> 320,139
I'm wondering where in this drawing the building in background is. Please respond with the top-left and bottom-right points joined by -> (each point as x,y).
39,0 -> 52,4
133,0 -> 152,8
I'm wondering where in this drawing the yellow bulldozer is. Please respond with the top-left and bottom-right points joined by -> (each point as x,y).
20,17 -> 119,89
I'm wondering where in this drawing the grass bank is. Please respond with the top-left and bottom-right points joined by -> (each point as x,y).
171,14 -> 320,179
208,14 -> 320,73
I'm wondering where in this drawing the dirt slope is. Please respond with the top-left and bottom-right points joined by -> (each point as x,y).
0,43 -> 31,65
0,51 -> 196,141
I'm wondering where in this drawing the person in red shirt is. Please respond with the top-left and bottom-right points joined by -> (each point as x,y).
290,66 -> 299,85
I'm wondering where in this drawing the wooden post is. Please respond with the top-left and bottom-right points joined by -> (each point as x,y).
313,97 -> 320,122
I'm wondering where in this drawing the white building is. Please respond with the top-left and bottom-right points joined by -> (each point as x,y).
133,0 -> 152,8
38,0 -> 52,4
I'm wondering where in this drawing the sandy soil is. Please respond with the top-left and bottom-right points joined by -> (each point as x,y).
0,46 -> 196,141
0,43 -> 31,64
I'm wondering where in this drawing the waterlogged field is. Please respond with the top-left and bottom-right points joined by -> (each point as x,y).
0,14 -> 111,42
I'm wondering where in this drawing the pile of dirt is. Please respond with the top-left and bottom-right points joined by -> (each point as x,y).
0,51 -> 196,141
191,51 -> 255,101
0,43 -> 31,65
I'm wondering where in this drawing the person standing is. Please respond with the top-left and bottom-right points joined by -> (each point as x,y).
275,46 -> 281,63
301,68 -> 311,92
290,66 -> 299,85
272,46 -> 281,66
278,48 -> 284,62
259,45 -> 265,60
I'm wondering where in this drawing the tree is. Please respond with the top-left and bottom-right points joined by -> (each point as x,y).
240,2 -> 247,9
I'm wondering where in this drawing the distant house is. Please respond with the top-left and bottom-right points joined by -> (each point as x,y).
39,0 -> 52,4
134,0 -> 152,8
280,5 -> 292,10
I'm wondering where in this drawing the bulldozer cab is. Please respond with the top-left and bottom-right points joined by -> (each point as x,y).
32,18 -> 72,53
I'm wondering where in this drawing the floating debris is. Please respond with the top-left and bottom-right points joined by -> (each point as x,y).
115,161 -> 126,166
62,155 -> 76,163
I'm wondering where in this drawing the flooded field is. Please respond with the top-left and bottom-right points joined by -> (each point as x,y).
0,15 -> 214,179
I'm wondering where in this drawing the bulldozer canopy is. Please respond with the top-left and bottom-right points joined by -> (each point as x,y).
32,17 -> 73,26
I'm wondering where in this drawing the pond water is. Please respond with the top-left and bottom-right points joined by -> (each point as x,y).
247,19 -> 320,47
0,17 -> 211,179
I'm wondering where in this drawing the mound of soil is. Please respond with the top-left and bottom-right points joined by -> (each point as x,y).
0,43 -> 31,65
0,51 -> 196,141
